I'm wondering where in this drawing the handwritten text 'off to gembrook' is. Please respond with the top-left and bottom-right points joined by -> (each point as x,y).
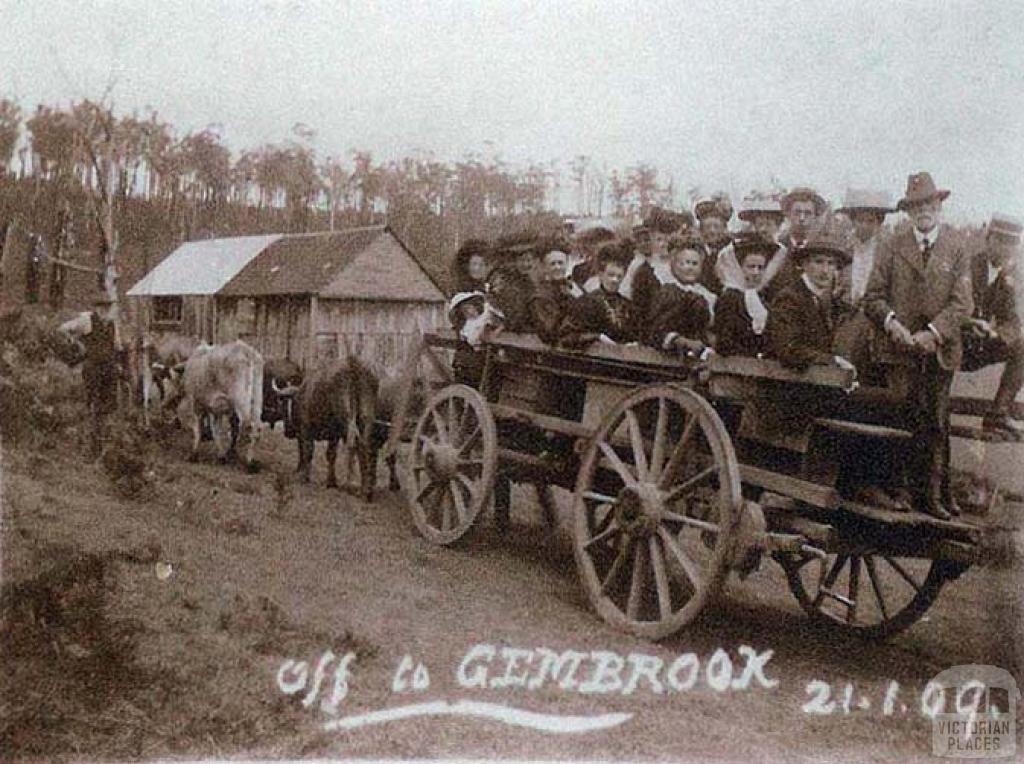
275,642 -> 778,734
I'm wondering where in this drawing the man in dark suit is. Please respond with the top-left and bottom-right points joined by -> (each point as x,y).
863,172 -> 974,520
767,227 -> 855,373
962,213 -> 1024,434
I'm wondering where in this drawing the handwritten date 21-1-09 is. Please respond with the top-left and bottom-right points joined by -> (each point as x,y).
802,679 -> 973,718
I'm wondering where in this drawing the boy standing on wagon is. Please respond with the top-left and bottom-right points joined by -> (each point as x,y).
767,227 -> 856,375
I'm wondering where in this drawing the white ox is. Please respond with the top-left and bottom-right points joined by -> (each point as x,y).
179,340 -> 265,471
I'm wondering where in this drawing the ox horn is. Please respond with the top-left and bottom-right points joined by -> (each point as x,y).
271,378 -> 300,397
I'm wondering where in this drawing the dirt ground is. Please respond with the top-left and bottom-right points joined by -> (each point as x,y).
2,420 -> 1023,763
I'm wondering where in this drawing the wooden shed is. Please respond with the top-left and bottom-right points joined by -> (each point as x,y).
127,225 -> 446,372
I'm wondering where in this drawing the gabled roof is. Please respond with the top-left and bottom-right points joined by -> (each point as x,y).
128,226 -> 445,303
126,234 -> 281,296
319,228 -> 445,302
221,225 -> 445,302
219,227 -> 383,297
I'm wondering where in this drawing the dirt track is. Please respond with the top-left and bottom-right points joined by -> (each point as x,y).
2,425 -> 1022,762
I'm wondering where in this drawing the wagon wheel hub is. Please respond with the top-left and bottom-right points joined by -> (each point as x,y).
423,443 -> 461,480
615,483 -> 667,534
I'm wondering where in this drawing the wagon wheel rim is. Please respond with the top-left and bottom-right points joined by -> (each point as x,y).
406,384 -> 496,545
573,384 -> 742,639
779,549 -> 949,640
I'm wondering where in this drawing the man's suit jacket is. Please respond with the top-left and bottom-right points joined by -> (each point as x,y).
969,251 -> 1021,346
767,277 -> 838,371
863,225 -> 973,370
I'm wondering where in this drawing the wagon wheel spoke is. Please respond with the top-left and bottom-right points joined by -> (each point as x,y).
449,479 -> 469,525
597,441 -> 636,487
649,536 -> 673,621
657,415 -> 697,489
431,409 -> 450,444
583,521 -> 622,551
882,555 -> 923,593
649,397 -> 668,479
626,540 -> 647,621
657,526 -> 703,592
582,490 -> 616,535
863,556 -> 891,622
439,488 -> 454,531
600,537 -> 634,595
847,556 -> 862,624
458,426 -> 482,456
416,478 -> 442,505
454,471 -> 478,501
661,510 -> 719,534
664,465 -> 717,503
813,554 -> 849,607
623,409 -> 648,481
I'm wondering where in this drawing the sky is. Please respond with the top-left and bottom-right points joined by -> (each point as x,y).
2,0 -> 1022,222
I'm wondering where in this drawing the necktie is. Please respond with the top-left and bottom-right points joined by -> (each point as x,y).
921,238 -> 932,265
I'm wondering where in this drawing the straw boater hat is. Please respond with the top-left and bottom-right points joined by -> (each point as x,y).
780,186 -> 827,216
989,213 -> 1023,242
792,225 -> 851,265
896,172 -> 950,211
836,189 -> 895,216
737,191 -> 785,222
693,192 -> 734,222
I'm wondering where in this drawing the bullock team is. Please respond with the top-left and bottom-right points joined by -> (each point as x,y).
447,173 -> 1024,521
60,304 -> 406,497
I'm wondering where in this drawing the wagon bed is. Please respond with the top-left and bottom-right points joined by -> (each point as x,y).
387,330 -> 1010,640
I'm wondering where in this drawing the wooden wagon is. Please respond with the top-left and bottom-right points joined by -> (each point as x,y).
385,331 -> 998,640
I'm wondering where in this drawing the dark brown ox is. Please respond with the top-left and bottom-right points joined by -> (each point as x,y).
276,356 -> 423,498
178,340 -> 264,471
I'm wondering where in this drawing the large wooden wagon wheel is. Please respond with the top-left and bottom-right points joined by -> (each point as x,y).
405,384 -> 497,545
778,549 -> 952,640
573,384 -> 743,639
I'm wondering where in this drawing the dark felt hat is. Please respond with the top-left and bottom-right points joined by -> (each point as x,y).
897,172 -> 951,211
792,226 -> 851,264
732,232 -> 777,262
93,291 -> 116,306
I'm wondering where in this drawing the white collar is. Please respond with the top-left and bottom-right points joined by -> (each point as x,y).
914,226 -> 939,248
801,273 -> 828,299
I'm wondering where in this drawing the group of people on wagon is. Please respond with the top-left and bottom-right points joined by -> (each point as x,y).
446,172 -> 1024,521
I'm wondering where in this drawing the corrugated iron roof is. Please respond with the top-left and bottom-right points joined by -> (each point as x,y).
126,234 -> 282,296
218,227 -> 382,297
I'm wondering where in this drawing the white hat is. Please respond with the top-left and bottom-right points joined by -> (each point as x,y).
447,291 -> 486,324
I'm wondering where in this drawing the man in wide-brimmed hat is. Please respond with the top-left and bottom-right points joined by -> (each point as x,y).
961,212 -> 1024,435
864,172 -> 973,520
